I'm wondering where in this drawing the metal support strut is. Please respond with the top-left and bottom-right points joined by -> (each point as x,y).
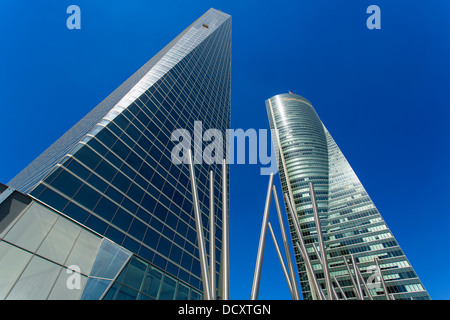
222,158 -> 230,300
273,187 -> 300,300
309,182 -> 334,300
209,171 -> 216,300
285,193 -> 323,300
188,149 -> 211,300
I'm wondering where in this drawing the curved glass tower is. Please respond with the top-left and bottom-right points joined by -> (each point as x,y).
266,93 -> 430,300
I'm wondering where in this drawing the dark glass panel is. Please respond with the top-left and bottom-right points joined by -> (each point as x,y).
63,202 -> 89,224
121,257 -> 147,291
143,227 -> 160,250
104,226 -> 125,245
38,188 -> 69,212
65,159 -> 91,180
74,146 -> 102,170
129,218 -> 147,241
73,184 -> 102,210
94,197 -> 118,221
111,208 -> 133,232
159,275 -> 176,300
48,169 -> 83,198
141,266 -> 163,298
84,214 -> 108,234
115,285 -> 138,300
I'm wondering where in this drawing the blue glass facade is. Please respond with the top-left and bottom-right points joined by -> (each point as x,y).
7,8 -> 231,299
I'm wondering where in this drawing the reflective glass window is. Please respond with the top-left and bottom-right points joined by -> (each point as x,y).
37,216 -> 81,265
47,267 -> 87,300
159,274 -> 177,300
63,202 -> 89,224
0,242 -> 33,299
94,197 -> 118,221
73,184 -> 102,210
38,188 -> 69,212
115,284 -> 138,300
89,239 -> 130,279
141,265 -> 163,299
121,257 -> 147,291
175,282 -> 190,300
81,277 -> 112,300
74,146 -> 102,170
6,255 -> 61,299
65,159 -> 91,180
4,202 -> 58,252
66,229 -> 101,275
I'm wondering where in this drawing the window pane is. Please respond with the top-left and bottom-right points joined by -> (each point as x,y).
102,281 -> 120,300
115,284 -> 138,300
175,282 -> 190,300
0,242 -> 33,299
37,216 -> 81,265
6,255 -> 61,300
4,202 -> 58,252
74,146 -> 102,170
89,239 -> 130,279
81,277 -> 112,300
159,274 -> 176,300
121,257 -> 147,291
66,229 -> 102,275
94,197 -> 118,221
65,158 -> 91,180
190,290 -> 202,300
0,191 -> 32,237
141,266 -> 163,298
37,188 -> 69,212
47,267 -> 88,300
49,169 -> 83,198
63,202 -> 90,224
73,184 -> 101,210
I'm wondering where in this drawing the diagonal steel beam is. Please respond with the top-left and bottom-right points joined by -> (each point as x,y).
188,149 -> 211,300
309,182 -> 333,300
268,222 -> 295,299
250,173 -> 274,300
285,193 -> 323,300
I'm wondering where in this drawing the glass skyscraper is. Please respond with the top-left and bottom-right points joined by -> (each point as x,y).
1,8 -> 231,300
266,93 -> 430,300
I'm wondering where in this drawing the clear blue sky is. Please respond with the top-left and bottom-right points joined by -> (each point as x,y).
1,1 -> 449,300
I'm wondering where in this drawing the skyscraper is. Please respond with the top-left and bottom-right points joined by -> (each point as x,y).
266,93 -> 430,300
1,8 -> 231,300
